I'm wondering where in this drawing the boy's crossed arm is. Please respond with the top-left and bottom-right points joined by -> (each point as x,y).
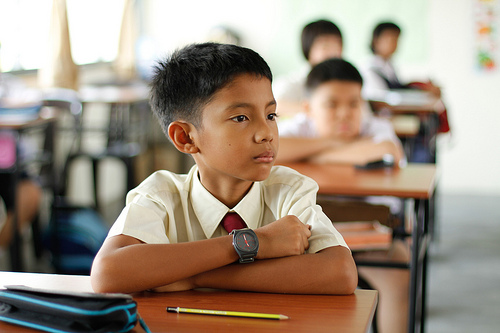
277,136 -> 403,166
90,216 -> 357,295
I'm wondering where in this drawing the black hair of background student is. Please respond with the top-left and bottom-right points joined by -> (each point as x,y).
149,42 -> 273,133
370,22 -> 401,53
305,58 -> 363,93
301,19 -> 343,61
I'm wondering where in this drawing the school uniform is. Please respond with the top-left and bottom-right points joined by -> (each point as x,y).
278,113 -> 405,214
272,65 -> 310,105
360,54 -> 408,102
107,165 -> 348,254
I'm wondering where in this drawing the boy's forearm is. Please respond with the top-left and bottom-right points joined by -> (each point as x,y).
91,235 -> 239,294
192,246 -> 357,295
310,139 -> 402,165
276,137 -> 334,163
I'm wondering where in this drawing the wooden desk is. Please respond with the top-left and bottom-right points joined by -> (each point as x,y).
284,163 -> 436,199
369,91 -> 441,116
79,84 -> 149,105
370,95 -> 442,164
280,163 -> 437,333
79,83 -> 150,148
0,272 -> 378,333
390,115 -> 420,138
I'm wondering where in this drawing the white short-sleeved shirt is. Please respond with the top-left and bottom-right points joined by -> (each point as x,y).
272,66 -> 310,104
360,55 -> 401,101
277,113 -> 406,213
108,165 -> 348,254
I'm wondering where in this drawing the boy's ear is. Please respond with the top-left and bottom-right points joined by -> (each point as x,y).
168,121 -> 200,154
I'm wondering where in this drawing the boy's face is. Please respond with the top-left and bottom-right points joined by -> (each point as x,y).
306,80 -> 363,141
308,35 -> 343,66
191,73 -> 278,186
374,30 -> 400,59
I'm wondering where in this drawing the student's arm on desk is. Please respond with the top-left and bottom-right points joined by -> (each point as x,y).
308,138 -> 403,166
276,137 -> 341,163
188,245 -> 357,295
89,216 -> 358,294
157,219 -> 357,295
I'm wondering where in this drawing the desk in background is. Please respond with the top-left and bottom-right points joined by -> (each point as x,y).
59,84 -> 151,213
281,162 -> 436,333
0,272 -> 378,333
79,83 -> 150,150
370,93 -> 442,164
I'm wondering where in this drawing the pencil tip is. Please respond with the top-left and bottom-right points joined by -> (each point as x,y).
280,314 -> 290,320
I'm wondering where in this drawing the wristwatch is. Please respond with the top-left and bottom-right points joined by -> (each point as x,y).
230,229 -> 259,263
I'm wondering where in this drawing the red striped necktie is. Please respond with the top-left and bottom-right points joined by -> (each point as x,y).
222,212 -> 247,233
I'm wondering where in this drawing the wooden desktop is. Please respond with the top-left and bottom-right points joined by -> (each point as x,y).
0,272 -> 378,333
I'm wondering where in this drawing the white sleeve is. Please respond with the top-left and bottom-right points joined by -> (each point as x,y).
266,167 -> 349,253
364,117 -> 400,144
107,191 -> 172,244
277,113 -> 316,138
273,67 -> 309,103
360,64 -> 390,101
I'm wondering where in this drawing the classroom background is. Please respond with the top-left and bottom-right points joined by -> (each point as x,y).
2,0 -> 499,196
1,1 -> 499,332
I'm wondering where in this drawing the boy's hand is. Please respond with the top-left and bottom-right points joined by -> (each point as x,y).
254,215 -> 311,259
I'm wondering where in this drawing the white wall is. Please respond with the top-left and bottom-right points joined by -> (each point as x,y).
143,0 -> 500,195
427,0 -> 500,195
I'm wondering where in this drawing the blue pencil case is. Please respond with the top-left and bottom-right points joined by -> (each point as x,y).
0,285 -> 138,333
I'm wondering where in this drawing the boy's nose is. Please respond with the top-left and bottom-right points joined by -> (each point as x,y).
336,106 -> 350,120
255,122 -> 274,143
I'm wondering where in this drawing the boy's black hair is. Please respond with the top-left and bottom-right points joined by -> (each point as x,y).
301,19 -> 342,61
305,58 -> 363,93
370,22 -> 401,53
149,42 -> 273,133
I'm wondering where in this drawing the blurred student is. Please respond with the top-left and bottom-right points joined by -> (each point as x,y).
277,58 -> 404,168
361,21 -> 441,101
277,58 -> 409,333
273,19 -> 343,117
361,21 -> 450,163
0,181 -> 42,250
0,73 -> 42,252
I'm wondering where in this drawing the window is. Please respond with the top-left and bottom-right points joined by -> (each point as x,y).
0,0 -> 125,72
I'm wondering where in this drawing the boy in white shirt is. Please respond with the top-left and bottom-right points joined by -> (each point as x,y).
277,58 -> 409,333
273,19 -> 343,117
277,58 -> 405,167
90,43 -> 357,295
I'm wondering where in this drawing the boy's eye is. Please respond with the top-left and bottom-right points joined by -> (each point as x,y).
231,115 -> 248,122
267,113 -> 278,121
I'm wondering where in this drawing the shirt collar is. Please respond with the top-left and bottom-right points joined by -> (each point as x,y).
190,165 -> 264,238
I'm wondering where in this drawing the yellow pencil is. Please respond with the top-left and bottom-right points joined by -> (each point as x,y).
166,306 -> 289,320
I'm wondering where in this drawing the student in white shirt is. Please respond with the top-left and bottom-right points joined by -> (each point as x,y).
360,21 -> 441,102
277,58 -> 405,167
276,58 -> 410,333
90,43 -> 357,295
273,19 -> 343,118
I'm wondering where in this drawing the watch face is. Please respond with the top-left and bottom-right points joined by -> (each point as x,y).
234,231 -> 258,252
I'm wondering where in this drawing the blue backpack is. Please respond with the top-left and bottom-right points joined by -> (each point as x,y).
44,205 -> 108,274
